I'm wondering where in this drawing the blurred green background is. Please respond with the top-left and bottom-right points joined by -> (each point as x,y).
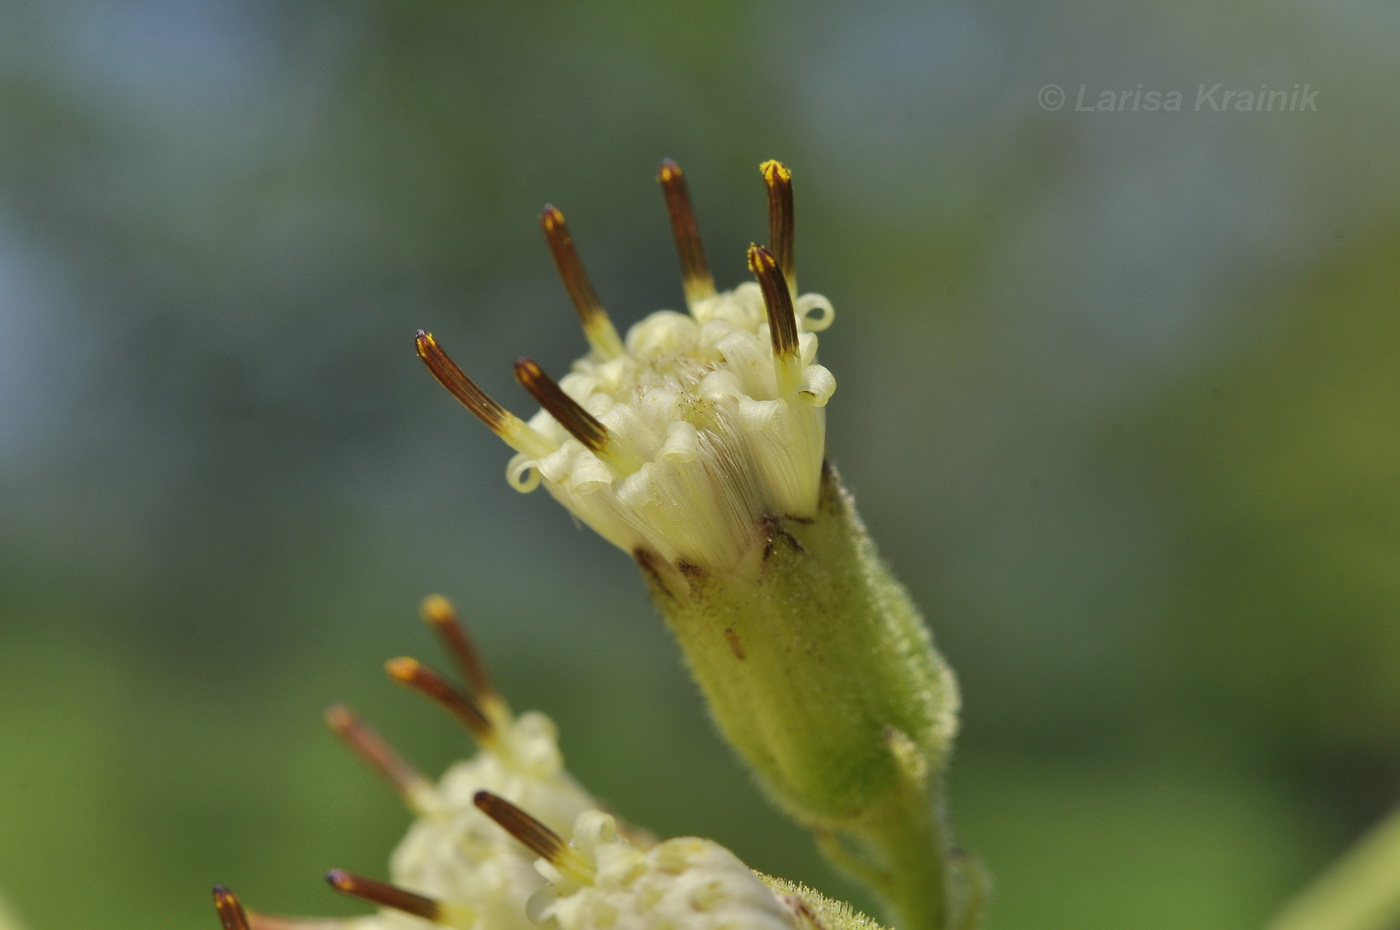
3,2 -> 1400,928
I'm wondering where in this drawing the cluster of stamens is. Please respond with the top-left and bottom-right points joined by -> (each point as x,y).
210,594 -> 824,930
211,596 -> 598,929
415,160 -> 836,573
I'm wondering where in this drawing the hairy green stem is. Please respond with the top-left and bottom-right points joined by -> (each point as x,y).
853,782 -> 952,930
636,466 -> 965,930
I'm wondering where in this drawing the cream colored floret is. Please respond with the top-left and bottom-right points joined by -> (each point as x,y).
529,811 -> 800,930
508,283 -> 836,571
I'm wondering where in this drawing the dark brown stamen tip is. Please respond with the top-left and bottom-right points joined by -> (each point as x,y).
473,790 -> 568,863
658,159 -> 715,304
513,358 -> 609,452
213,886 -> 252,930
761,160 -> 795,290
747,245 -> 800,359
414,330 -> 512,434
325,870 -> 440,922
386,657 -> 493,743
324,704 -> 429,800
540,205 -> 603,318
539,206 -> 624,357
420,594 -> 497,703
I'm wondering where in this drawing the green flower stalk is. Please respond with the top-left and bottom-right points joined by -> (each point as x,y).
414,161 -> 969,929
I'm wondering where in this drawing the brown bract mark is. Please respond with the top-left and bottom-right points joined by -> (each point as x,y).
723,627 -> 745,660
783,895 -> 830,930
634,548 -> 680,602
760,513 -> 805,563
676,559 -> 705,580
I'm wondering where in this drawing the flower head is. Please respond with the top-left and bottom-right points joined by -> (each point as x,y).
210,593 -> 886,930
416,161 -> 836,573
214,596 -> 603,930
471,797 -> 814,930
